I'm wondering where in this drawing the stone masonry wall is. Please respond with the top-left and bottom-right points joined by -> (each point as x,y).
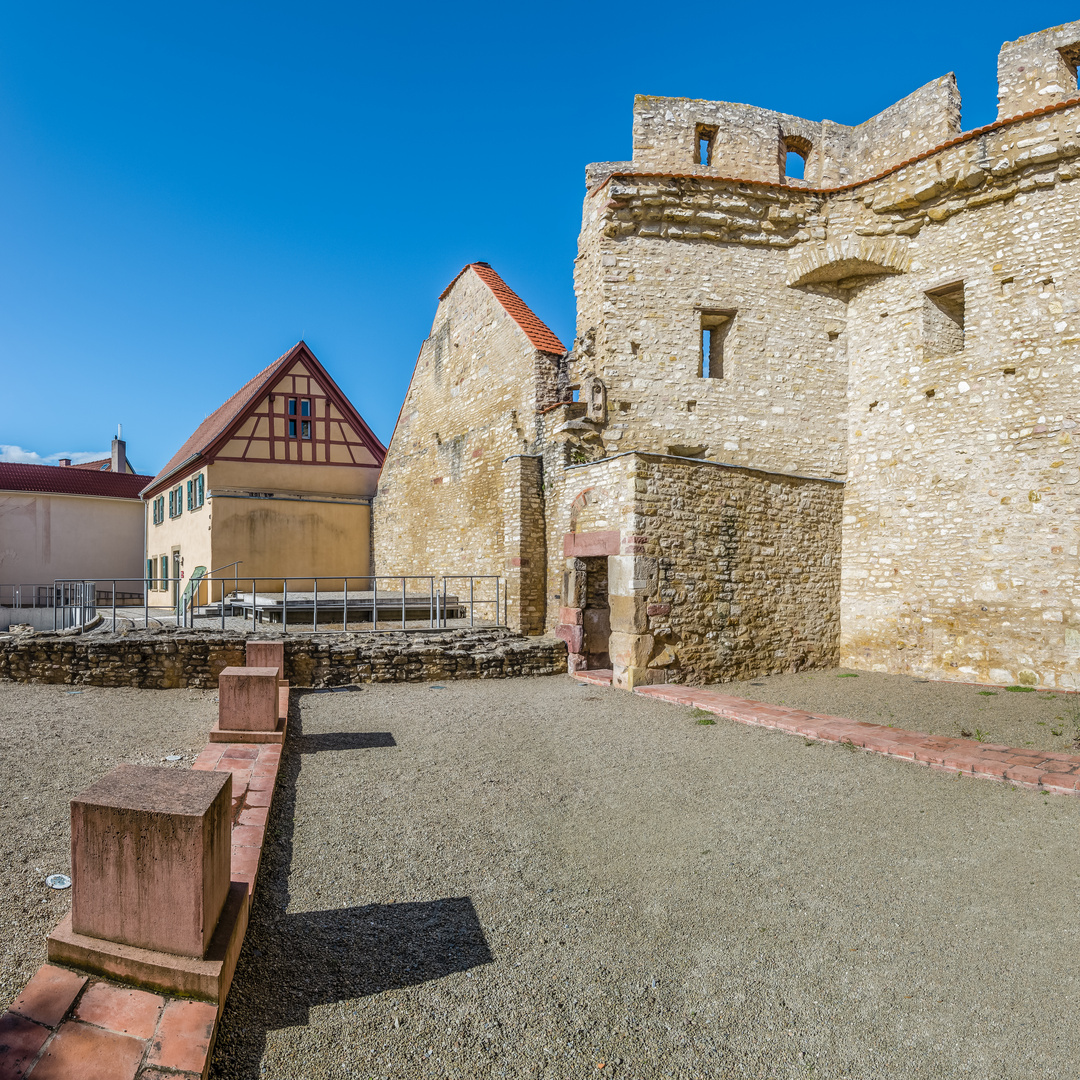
0,628 -> 567,688
630,77 -> 961,188
550,453 -> 841,687
577,69 -> 1080,687
572,177 -> 850,479
374,267 -> 563,632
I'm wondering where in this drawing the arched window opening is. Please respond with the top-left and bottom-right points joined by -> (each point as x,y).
781,134 -> 812,183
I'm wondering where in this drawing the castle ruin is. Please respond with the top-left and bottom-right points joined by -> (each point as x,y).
376,21 -> 1080,691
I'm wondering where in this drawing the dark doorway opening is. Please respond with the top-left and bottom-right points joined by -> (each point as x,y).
581,556 -> 610,670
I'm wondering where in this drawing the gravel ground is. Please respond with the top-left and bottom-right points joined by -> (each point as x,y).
718,667 -> 1080,756
0,682 -> 216,1005
208,676 -> 1080,1080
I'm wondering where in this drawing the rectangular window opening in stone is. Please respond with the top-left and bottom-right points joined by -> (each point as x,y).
695,125 -> 717,166
699,311 -> 733,379
785,150 -> 805,180
923,282 -> 965,358
1059,42 -> 1080,88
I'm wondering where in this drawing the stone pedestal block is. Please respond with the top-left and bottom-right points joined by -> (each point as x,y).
70,765 -> 231,958
245,641 -> 284,682
218,667 -> 279,731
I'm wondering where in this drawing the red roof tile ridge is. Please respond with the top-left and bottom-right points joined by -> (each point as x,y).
439,263 -> 566,355
0,461 -> 152,499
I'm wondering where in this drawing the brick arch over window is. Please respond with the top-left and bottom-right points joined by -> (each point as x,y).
779,130 -> 814,183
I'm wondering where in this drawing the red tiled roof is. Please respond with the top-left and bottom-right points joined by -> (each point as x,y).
439,263 -> 566,354
71,458 -> 111,471
0,462 -> 152,499
144,341 -> 386,497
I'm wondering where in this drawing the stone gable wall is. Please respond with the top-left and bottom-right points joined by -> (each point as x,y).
374,268 -> 563,627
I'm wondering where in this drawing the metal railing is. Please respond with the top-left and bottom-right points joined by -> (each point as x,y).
49,573 -> 506,634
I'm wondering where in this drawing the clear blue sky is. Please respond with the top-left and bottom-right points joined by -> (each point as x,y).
1,2 -> 1074,474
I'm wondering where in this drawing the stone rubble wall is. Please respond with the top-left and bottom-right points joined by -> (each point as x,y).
550,453 -> 841,686
997,20 -> 1080,120
630,76 -> 961,188
0,628 -> 567,689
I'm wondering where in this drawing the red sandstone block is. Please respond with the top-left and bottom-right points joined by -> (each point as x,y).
562,530 -> 620,557
1004,764 -> 1045,786
29,1020 -> 144,1080
0,1010 -> 51,1075
243,786 -> 272,808
646,603 -> 671,617
230,825 -> 263,848
554,624 -> 584,652
220,746 -> 258,761
74,982 -> 163,1041
238,806 -> 268,828
10,965 -> 87,1028
146,999 -> 216,1075
247,773 -> 274,791
257,745 -> 282,762
192,748 -> 222,770
559,607 -> 583,626
218,667 -> 278,732
1040,774 -> 1080,794
71,765 -> 231,959
251,761 -> 278,777
139,1070 -> 202,1080
230,846 -> 261,889
245,641 -> 284,681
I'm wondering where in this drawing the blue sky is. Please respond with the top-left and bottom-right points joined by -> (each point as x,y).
1,2 -> 1075,474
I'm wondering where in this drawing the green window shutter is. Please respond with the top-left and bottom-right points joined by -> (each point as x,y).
196,474 -> 204,506
186,480 -> 192,510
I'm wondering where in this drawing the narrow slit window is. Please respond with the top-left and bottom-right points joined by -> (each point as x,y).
301,420 -> 311,439
289,418 -> 297,438
781,135 -> 811,183
695,125 -> 717,167
301,399 -> 311,417
923,282 -> 965,358
699,311 -> 734,379
288,398 -> 297,416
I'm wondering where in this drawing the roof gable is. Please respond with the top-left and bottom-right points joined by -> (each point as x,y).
144,342 -> 385,496
439,263 -> 566,355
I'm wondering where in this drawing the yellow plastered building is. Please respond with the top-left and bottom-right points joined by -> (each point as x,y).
142,341 -> 385,604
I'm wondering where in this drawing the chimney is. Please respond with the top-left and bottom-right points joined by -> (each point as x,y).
111,429 -> 126,475
58,458 -> 71,467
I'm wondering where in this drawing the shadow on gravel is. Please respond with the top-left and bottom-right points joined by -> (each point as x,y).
299,731 -> 397,752
210,697 -> 491,1080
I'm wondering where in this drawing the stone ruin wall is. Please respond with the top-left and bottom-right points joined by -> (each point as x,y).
572,178 -> 850,478
839,109 -> 1080,688
627,75 -> 962,188
552,452 -> 841,686
572,19 -> 1080,687
0,628 -> 567,688
374,269 -> 560,632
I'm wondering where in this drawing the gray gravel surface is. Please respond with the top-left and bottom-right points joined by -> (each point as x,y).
210,676 -> 1080,1080
718,667 -> 1080,756
0,682 -> 215,1005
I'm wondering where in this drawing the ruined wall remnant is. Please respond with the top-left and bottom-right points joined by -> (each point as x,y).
378,22 -> 1080,690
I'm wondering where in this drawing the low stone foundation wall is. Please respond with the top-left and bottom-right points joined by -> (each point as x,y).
0,628 -> 567,689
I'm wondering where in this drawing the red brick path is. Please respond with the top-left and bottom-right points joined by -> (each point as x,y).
573,670 -> 1080,795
